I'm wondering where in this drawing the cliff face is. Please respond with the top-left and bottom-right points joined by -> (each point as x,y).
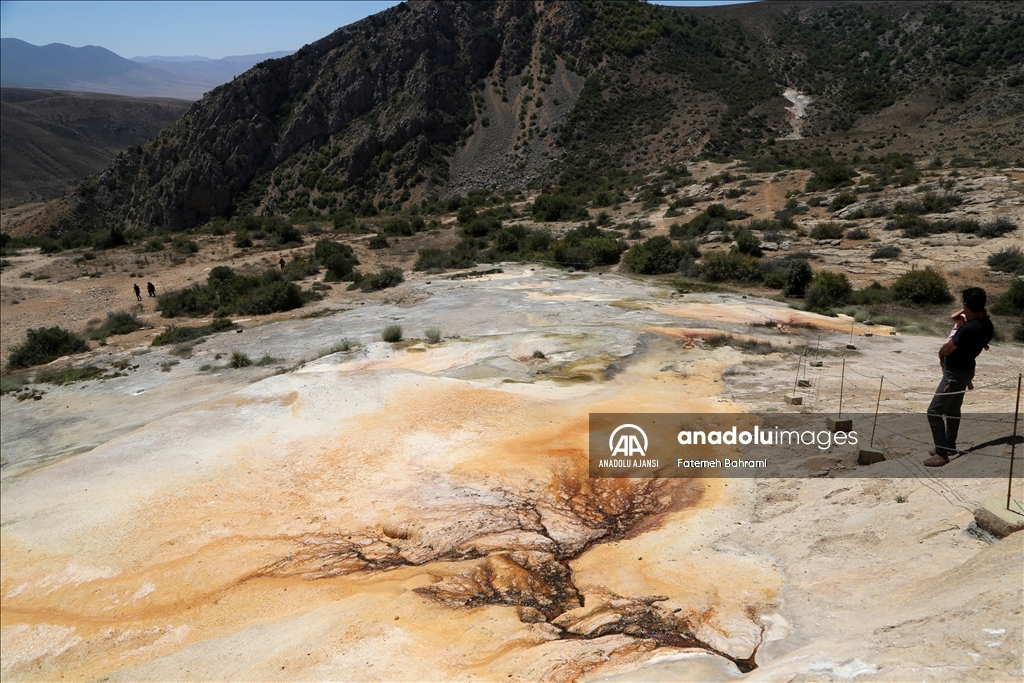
39,1 -> 1024,235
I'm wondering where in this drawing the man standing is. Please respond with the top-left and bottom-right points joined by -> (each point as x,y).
133,283 -> 142,302
924,287 -> 994,467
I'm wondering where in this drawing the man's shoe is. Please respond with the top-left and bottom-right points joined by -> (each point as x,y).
923,453 -> 950,467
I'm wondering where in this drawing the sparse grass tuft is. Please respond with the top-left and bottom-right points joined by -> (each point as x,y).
229,351 -> 252,368
382,325 -> 403,343
704,334 -> 779,355
0,374 -> 30,394
424,327 -> 442,344
36,365 -> 105,384
151,318 -> 236,346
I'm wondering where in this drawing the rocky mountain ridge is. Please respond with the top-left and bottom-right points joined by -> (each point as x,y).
25,0 -> 1024,236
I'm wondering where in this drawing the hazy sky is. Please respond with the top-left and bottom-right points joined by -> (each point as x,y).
0,1 -> 758,60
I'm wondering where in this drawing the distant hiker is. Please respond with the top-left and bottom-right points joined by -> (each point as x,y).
147,282 -> 156,297
134,283 -> 142,301
924,287 -> 994,467
279,257 -> 286,271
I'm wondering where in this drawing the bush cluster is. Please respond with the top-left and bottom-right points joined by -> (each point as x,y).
532,194 -> 590,222
809,222 -> 845,240
8,327 -> 89,369
623,236 -> 691,275
90,311 -> 144,340
988,247 -> 1024,275
358,267 -> 404,292
886,214 -> 1016,239
805,271 -> 853,312
158,266 -> 308,318
890,267 -> 953,305
314,239 -> 359,281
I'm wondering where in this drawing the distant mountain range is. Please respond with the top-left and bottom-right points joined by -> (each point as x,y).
0,38 -> 293,100
1,88 -> 191,207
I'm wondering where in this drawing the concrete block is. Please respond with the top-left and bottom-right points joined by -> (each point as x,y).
864,332 -> 873,337
797,379 -> 811,388
784,394 -> 803,405
827,415 -> 853,433
973,498 -> 1024,539
856,446 -> 885,465
809,360 -> 823,368
846,343 -> 857,350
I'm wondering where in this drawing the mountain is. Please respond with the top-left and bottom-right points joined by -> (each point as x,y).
0,88 -> 191,207
127,51 -> 296,92
132,55 -> 215,63
25,0 -> 1024,236
0,39 -> 292,100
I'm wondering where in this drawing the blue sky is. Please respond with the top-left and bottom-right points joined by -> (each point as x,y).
0,1 -> 758,59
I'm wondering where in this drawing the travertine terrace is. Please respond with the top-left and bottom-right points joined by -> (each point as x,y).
2,264 -> 1022,681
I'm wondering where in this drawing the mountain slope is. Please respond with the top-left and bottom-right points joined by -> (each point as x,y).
0,88 -> 191,207
27,0 -> 1024,236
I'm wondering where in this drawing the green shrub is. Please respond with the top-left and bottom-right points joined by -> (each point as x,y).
532,194 -> 587,222
978,217 -> 1017,238
809,222 -> 845,240
234,230 -> 253,248
783,259 -> 813,297
90,311 -> 144,340
157,266 -> 305,317
700,250 -> 762,282
828,191 -> 858,211
871,245 -> 902,259
852,281 -> 893,305
551,224 -> 622,269
229,351 -> 252,368
890,267 -> 953,305
382,325 -> 403,342
413,248 -> 450,271
806,161 -> 855,192
360,267 -> 404,292
988,247 -> 1024,275
172,236 -> 199,254
369,234 -> 390,249
733,229 -> 762,257
991,280 -> 1024,316
281,253 -> 320,281
805,271 -> 853,312
623,236 -> 685,274
314,239 -> 359,281
425,327 -> 442,344
8,327 -> 89,369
